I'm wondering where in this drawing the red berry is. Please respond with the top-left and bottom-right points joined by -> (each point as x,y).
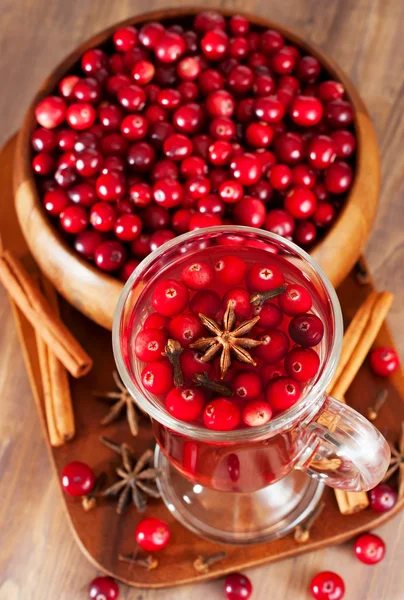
330,130 -> 356,158
227,65 -> 254,94
180,349 -> 213,382
242,399 -> 272,427
294,220 -> 317,246
94,240 -> 126,271
325,99 -> 354,129
224,572 -> 253,600
214,255 -> 246,286
150,229 -> 176,251
188,213 -> 222,230
119,259 -> 140,281
113,25 -> 138,52
141,361 -> 173,394
318,80 -> 344,102
308,135 -> 337,169
261,362 -> 287,383
289,313 -> 324,347
152,279 -> 189,316
260,29 -> 284,55
369,346 -> 399,377
324,161 -> 353,194
278,283 -> 312,315
223,288 -> 252,321
201,29 -> 229,61
155,31 -> 186,63
369,483 -> 398,513
144,312 -> 170,330
285,347 -> 320,382
35,96 -> 66,129
114,214 -> 142,241
246,263 -> 285,292
189,290 -> 221,319
229,15 -> 250,35
89,576 -> 119,600
310,572 -> 345,600
90,202 -> 117,232
312,202 -> 336,228
194,11 -> 226,33
96,171 -> 125,201
66,103 -> 96,130
230,153 -> 262,185
74,229 -> 104,260
132,233 -> 151,258
232,371 -> 263,400
168,313 -> 204,347
204,398 -> 241,431
292,164 -> 317,189
163,133 -> 193,161
135,517 -> 171,552
291,95 -> 323,127
61,461 -> 95,497
32,153 -> 55,175
198,194 -> 225,217
269,164 -> 292,191
284,186 -> 317,219
219,180 -> 244,203
256,330 -> 290,363
266,376 -> 301,411
208,140 -> 233,166
181,261 -> 213,290
172,208 -> 194,233
296,55 -> 320,83
60,205 -> 88,234
166,387 -> 205,421
81,48 -> 108,74
139,22 -> 165,49
274,132 -> 304,164
153,178 -> 183,208
31,128 -> 57,153
134,328 -> 168,362
253,302 -> 283,329
206,90 -> 235,118
272,46 -> 298,74
354,533 -> 385,565
59,75 -> 80,100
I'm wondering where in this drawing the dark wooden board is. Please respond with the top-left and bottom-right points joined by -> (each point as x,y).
1,134 -> 403,589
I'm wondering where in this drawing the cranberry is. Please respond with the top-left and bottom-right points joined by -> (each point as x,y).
274,132 -> 304,164
132,233 -> 152,258
285,186 -> 317,219
35,96 -> 66,129
369,346 -> 399,377
144,312 -> 170,330
59,75 -> 80,100
312,202 -> 336,228
139,22 -> 165,49
292,164 -> 316,189
61,461 -> 95,497
294,220 -> 317,246
206,90 -> 235,118
43,189 -> 70,215
261,363 -> 287,383
32,153 -> 55,175
227,65 -> 254,95
75,149 -> 103,177
229,37 -> 249,59
265,376 -> 301,411
135,517 -> 171,552
106,73 -> 131,95
324,161 -> 353,194
272,46 -> 297,74
254,96 -> 285,124
198,69 -> 225,95
208,140 -> 233,166
166,387 -> 205,421
189,289 -> 221,319
285,347 -> 320,382
66,103 -> 96,130
134,327 -> 168,362
89,577 -> 119,600
268,164 -> 291,190
60,205 -> 88,234
152,159 -> 179,181
130,60 -> 155,86
81,48 -> 108,74
289,313 -> 324,347
193,134 -> 214,160
214,255 -> 246,286
116,198 -> 134,215
143,205 -> 170,231
31,128 -> 57,153
94,240 -> 126,271
354,533 -> 385,565
242,399 -> 272,427
223,288 -> 252,320
98,104 -> 123,131
209,117 -> 236,141
369,483 -> 398,513
114,214 -> 142,242
230,153 -> 262,185
74,229 -> 104,260
168,313 -> 204,347
172,208 -> 194,233
330,130 -> 356,158
181,156 -> 208,178
201,29 -> 229,61
73,77 -> 101,104
198,194 -> 225,216
232,371 -> 263,400
113,25 -> 138,52
318,80 -> 344,102
152,178 -> 183,209
246,122 -> 273,148
296,55 -> 320,83
259,29 -> 284,55
253,302 -> 283,329
247,263 -> 285,292
229,14 -> 250,35
128,182 -> 152,207
194,11 -> 226,33
204,398 -> 240,430
54,165 -> 77,188
145,104 -> 168,123
310,572 -> 345,600
312,182 -> 329,202
117,84 -> 146,112
224,573 -> 253,600
325,99 -> 354,128
90,202 -> 117,231
155,31 -> 186,63
182,261 -> 213,290
95,171 -> 125,201
120,114 -> 148,140
256,330 -> 290,363
234,197 -> 266,228
57,128 -> 79,151
236,98 -> 255,123
127,141 -> 156,172
307,135 -> 336,169
57,151 -> 76,170
291,95 -> 323,127
278,284 -> 312,315
163,133 -> 193,161
189,213 -> 222,229
142,361 -> 173,394
152,279 -> 189,316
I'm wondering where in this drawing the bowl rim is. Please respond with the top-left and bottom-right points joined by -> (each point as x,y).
14,6 -> 379,299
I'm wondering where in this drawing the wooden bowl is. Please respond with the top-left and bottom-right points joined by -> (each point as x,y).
13,7 -> 380,331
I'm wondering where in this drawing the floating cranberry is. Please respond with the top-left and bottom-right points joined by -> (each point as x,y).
204,398 -> 240,430
256,330 -> 290,363
369,346 -> 399,377
182,261 -> 213,290
215,255 -> 246,285
224,573 -> 253,600
354,533 -> 385,565
242,399 -> 272,427
89,576 -> 119,600
247,263 -> 285,292
152,279 -> 189,316
253,302 -> 283,329
134,327 -> 168,362
223,288 -> 252,321
61,461 -> 95,497
266,376 -> 301,411
144,312 -> 170,330
166,387 -> 205,421
232,371 -> 263,400
278,283 -> 312,315
285,347 -> 320,382
289,313 -> 324,347
369,483 -> 398,513
189,289 -> 221,319
135,517 -> 171,552
142,361 -> 173,394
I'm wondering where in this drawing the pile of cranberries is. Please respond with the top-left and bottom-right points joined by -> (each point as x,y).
31,11 -> 356,280
134,252 -> 323,431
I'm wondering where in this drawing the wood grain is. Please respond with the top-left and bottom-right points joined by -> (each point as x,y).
1,1 -> 404,599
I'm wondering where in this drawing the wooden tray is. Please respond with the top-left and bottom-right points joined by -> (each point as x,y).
1,134 -> 403,589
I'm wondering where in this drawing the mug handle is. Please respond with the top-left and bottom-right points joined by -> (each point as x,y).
296,396 -> 391,492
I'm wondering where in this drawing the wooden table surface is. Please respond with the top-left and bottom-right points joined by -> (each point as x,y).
1,1 -> 404,599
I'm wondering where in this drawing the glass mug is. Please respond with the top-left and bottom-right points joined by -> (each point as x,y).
113,226 -> 390,542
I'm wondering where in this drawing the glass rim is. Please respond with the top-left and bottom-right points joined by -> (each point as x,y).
112,226 -> 343,441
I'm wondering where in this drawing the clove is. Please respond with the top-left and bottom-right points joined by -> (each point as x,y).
82,472 -> 107,511
193,372 -> 233,396
162,339 -> 184,387
294,501 -> 326,543
367,388 -> 388,421
250,284 -> 287,307
193,551 -> 228,574
119,553 -> 158,570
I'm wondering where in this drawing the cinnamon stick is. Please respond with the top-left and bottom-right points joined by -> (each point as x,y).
35,275 -> 75,446
326,291 -> 394,515
0,250 -> 92,377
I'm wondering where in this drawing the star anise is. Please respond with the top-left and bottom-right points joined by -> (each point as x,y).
383,421 -> 404,497
93,371 -> 140,436
190,301 -> 262,379
100,436 -> 161,514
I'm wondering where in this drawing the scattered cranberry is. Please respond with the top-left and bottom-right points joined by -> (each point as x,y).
354,533 -> 385,565
135,517 -> 171,552
369,346 -> 399,377
89,576 -> 119,600
61,461 -> 95,497
369,483 -> 398,513
224,572 -> 253,600
310,572 -> 345,600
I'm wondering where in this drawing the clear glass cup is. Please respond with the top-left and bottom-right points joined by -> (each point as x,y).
113,226 -> 390,544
